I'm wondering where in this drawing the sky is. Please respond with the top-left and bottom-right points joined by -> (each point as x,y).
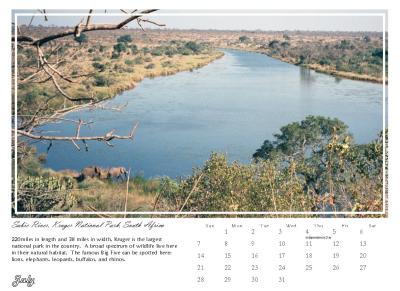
13,9 -> 386,32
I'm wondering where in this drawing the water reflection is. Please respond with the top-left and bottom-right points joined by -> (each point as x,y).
300,67 -> 316,85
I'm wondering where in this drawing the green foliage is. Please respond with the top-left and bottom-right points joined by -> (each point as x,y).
158,117 -> 383,213
74,33 -> 88,44
165,48 -> 176,57
254,116 -> 348,159
17,175 -> 76,212
158,153 -> 315,212
298,55 -> 307,65
335,39 -> 354,50
269,40 -> 280,48
111,52 -> 120,59
363,35 -> 371,43
113,42 -> 127,54
145,63 -> 155,69
124,59 -> 134,66
94,74 -> 115,87
151,47 -> 164,56
117,34 -> 133,43
185,41 -> 202,53
161,61 -> 173,68
318,58 -> 331,66
134,57 -> 144,64
371,48 -> 383,59
252,116 -> 383,212
92,62 -> 105,71
239,35 -> 250,42
142,47 -> 150,54
281,41 -> 290,49
178,47 -> 192,55
130,44 -> 138,54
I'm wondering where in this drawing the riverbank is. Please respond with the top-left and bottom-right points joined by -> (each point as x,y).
270,54 -> 387,84
222,46 -> 386,84
82,50 -> 225,102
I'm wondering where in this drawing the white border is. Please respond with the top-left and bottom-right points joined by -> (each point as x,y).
13,11 -> 387,216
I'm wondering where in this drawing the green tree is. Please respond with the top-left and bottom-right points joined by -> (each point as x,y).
130,44 -> 138,54
253,116 -> 349,160
117,34 -> 133,43
113,42 -> 127,54
239,35 -> 250,42
185,41 -> 202,53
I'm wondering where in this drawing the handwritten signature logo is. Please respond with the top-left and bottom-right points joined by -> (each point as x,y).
12,275 -> 35,287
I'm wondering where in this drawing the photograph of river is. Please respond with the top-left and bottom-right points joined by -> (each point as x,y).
12,10 -> 387,216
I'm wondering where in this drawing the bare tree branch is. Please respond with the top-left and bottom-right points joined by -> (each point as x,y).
85,9 -> 93,27
14,9 -> 158,150
137,18 -> 166,28
14,122 -> 139,143
14,9 -> 158,47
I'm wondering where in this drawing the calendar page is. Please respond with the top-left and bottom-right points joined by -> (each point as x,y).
1,0 -> 399,290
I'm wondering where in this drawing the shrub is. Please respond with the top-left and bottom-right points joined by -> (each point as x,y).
134,57 -> 144,64
130,44 -> 138,54
124,59 -> 134,66
117,34 -> 133,43
371,48 -> 383,59
94,74 -> 115,87
145,63 -> 155,69
336,40 -> 354,50
281,41 -> 290,49
185,41 -> 202,53
239,35 -> 250,42
157,117 -> 383,213
161,61 -> 172,68
142,47 -> 150,54
92,62 -> 105,70
178,47 -> 192,55
319,58 -> 331,66
151,47 -> 164,56
113,42 -> 127,54
268,40 -> 280,48
363,35 -> 371,43
165,48 -> 176,57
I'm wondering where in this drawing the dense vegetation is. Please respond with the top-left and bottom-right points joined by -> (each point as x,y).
230,32 -> 387,83
157,116 -> 384,213
14,116 -> 385,216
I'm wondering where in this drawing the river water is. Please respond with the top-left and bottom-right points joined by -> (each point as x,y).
35,49 -> 386,178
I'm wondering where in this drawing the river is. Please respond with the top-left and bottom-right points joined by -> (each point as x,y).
35,49 -> 386,178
